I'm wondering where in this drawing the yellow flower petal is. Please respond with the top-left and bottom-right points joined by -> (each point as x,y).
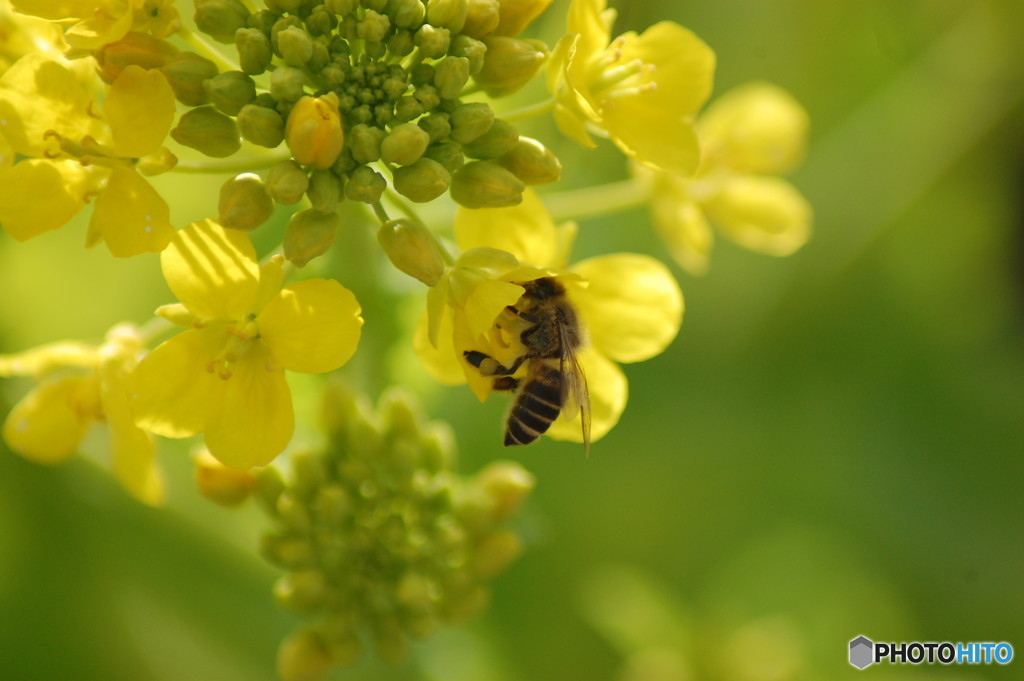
11,0 -> 116,21
0,54 -> 105,157
0,129 -> 13,168
545,348 -> 626,444
453,307 -> 499,402
464,278 -> 525,340
3,375 -> 96,463
89,166 -> 174,257
652,196 -> 713,276
160,219 -> 259,320
413,310 -> 465,385
130,327 -> 226,438
203,344 -> 294,469
105,65 -> 175,158
454,188 -> 559,266
64,2 -> 133,52
702,176 -> 812,256
570,254 -> 683,363
566,0 -> 612,72
253,254 -> 286,314
0,341 -> 96,377
0,159 -> 90,241
602,99 -> 702,175
426,279 -> 449,348
257,279 -> 364,374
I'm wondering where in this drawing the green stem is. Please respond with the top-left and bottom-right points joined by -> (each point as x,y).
501,97 -> 556,123
177,25 -> 240,73
173,149 -> 292,174
544,178 -> 648,222
137,315 -> 173,346
371,200 -> 391,224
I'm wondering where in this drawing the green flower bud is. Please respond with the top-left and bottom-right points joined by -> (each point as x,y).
171,106 -> 241,158
265,0 -> 301,11
324,0 -> 357,15
277,491 -> 313,534
313,484 -> 353,525
493,0 -> 552,36
462,0 -> 499,38
253,466 -> 286,516
274,571 -> 328,615
348,124 -> 385,163
450,34 -> 486,74
387,0 -> 426,29
450,160 -> 524,208
261,533 -> 315,569
306,6 -> 337,36
471,530 -> 520,578
423,141 -> 464,173
426,0 -> 468,33
413,83 -> 440,111
278,25 -> 314,66
413,24 -> 450,59
357,10 -> 391,43
307,169 -> 343,213
418,113 -> 451,143
449,101 -> 494,143
387,29 -> 415,57
246,9 -> 278,35
331,147 -> 357,175
267,160 -> 310,205
473,461 -> 533,521
159,52 -> 218,106
344,165 -> 387,204
392,158 -> 451,203
461,118 -> 518,159
433,56 -> 469,100
204,70 -> 256,115
380,122 -> 430,166
270,15 -> 302,51
194,0 -> 250,43
394,95 -> 424,122
410,63 -> 435,87
219,173 -> 274,231
473,36 -> 547,97
498,136 -> 561,184
364,0 -> 389,10
308,41 -> 330,73
237,103 -> 285,148
277,628 -> 332,681
235,27 -> 273,75
377,219 -> 446,285
270,65 -> 307,102
284,208 -> 339,266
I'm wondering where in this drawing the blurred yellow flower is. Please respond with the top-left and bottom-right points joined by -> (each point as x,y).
636,82 -> 812,274
10,0 -> 180,55
0,55 -> 177,255
0,323 -> 164,505
548,0 -> 715,175
415,189 -> 683,444
129,219 -> 364,469
0,0 -> 66,72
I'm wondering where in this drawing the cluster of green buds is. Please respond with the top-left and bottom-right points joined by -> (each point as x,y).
248,385 -> 533,680
111,0 -> 562,267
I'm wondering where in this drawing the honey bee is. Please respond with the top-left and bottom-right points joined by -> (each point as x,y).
464,277 -> 591,453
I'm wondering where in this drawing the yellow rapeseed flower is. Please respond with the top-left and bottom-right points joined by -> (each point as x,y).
0,55 -> 176,255
0,323 -> 164,505
635,82 -> 812,274
547,0 -> 715,175
10,0 -> 181,54
415,189 -> 682,444
129,219 -> 364,469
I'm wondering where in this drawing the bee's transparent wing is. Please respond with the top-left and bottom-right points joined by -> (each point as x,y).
558,330 -> 592,455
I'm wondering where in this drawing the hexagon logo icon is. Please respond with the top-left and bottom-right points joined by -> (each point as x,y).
849,635 -> 874,669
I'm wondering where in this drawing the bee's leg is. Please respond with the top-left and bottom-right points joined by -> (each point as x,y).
492,376 -> 520,392
464,350 -> 527,376
505,306 -> 540,324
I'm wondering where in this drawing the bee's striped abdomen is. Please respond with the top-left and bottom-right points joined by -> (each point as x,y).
505,364 -> 562,446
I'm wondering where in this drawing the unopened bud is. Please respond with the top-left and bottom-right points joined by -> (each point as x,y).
377,219 -> 446,285
274,570 -> 328,614
267,160 -> 310,204
136,147 -> 178,176
204,70 -> 256,115
493,0 -> 553,36
380,122 -> 430,166
247,9 -> 277,35
160,52 -> 218,106
286,93 -> 344,169
498,136 -> 561,184
413,83 -> 440,111
462,0 -> 499,38
284,208 -> 339,267
306,169 -> 343,213
171,106 -> 241,157
344,165 -> 387,203
277,25 -> 314,66
219,173 -> 274,230
461,118 -> 518,159
449,101 -> 494,143
474,36 -> 547,97
394,95 -> 424,122
433,56 -> 469,100
388,0 -> 426,28
253,466 -> 286,515
392,158 -> 451,203
423,141 -> 464,173
417,113 -> 450,143
306,6 -> 337,36
471,530 -> 520,578
236,27 -> 273,74
270,65 -> 307,102
387,29 -> 415,57
357,9 -> 391,42
194,448 -> 253,506
237,103 -> 285,147
413,24 -> 450,59
427,0 -> 468,33
450,160 -> 524,208
95,32 -> 179,84
450,34 -> 486,74
473,460 -> 534,521
348,124 -> 385,163
324,0 -> 357,14
194,0 -> 250,42
277,628 -> 332,681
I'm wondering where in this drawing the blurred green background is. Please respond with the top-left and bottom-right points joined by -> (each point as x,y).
2,0 -> 1023,679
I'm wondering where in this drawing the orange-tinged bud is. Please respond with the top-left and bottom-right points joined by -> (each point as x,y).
285,93 -> 345,169
95,32 -> 180,84
194,449 -> 253,507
